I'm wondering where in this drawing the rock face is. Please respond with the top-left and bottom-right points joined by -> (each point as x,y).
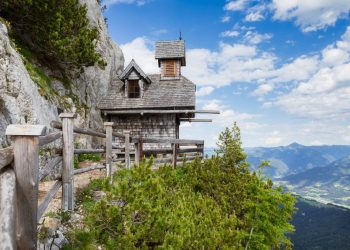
0,22 -> 57,147
0,0 -> 124,147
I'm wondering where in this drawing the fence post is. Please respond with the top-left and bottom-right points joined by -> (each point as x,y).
104,122 -> 113,173
124,131 -> 130,168
172,143 -> 177,168
197,143 -> 204,159
134,140 -> 140,166
60,113 -> 76,211
6,124 -> 46,249
134,137 -> 143,165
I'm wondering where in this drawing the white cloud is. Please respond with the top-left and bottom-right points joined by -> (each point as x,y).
202,99 -> 258,127
224,0 -> 249,11
271,0 -> 350,32
245,12 -> 264,22
274,26 -> 350,119
244,31 -> 272,44
252,83 -> 274,96
104,0 -> 149,6
322,46 -> 349,66
265,131 -> 282,145
221,30 -> 240,38
196,86 -> 215,97
120,37 -> 158,74
221,15 -> 231,23
245,3 -> 266,22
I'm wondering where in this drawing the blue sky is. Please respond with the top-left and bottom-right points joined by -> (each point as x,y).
103,0 -> 350,147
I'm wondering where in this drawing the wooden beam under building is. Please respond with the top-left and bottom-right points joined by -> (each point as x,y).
103,109 -> 220,115
179,118 -> 212,122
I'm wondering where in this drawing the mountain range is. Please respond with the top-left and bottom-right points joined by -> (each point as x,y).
246,143 -> 350,207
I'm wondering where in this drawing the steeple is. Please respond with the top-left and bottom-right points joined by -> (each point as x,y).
155,40 -> 186,80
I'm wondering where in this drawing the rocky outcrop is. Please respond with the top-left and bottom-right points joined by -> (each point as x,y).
0,22 -> 57,147
0,0 -> 124,147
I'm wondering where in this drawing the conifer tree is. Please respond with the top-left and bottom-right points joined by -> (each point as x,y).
0,0 -> 105,68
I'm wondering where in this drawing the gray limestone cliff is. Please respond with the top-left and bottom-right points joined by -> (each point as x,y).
0,0 -> 124,147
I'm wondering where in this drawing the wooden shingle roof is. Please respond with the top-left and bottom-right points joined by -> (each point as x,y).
120,59 -> 151,83
99,74 -> 195,110
155,40 -> 186,65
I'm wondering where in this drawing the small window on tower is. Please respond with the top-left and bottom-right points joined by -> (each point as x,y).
163,60 -> 177,77
128,80 -> 140,98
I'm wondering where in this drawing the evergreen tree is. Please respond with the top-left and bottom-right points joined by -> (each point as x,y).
0,0 -> 105,68
64,124 -> 296,249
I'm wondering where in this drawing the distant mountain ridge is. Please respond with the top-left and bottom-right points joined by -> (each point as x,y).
277,156 -> 350,207
245,143 -> 350,178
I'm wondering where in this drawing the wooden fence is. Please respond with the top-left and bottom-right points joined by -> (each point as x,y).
0,113 -> 204,249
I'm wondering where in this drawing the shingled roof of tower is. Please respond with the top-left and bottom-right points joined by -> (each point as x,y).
155,40 -> 185,59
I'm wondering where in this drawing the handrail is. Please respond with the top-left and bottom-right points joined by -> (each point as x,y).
131,137 -> 204,145
74,149 -> 105,154
39,156 -> 62,181
73,165 -> 106,175
39,132 -> 62,146
0,146 -> 14,170
51,121 -> 106,138
37,180 -> 62,222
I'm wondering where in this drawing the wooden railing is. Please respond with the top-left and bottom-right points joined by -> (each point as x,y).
0,113 -> 204,249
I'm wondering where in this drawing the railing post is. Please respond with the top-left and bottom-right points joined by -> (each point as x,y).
134,137 -> 143,165
104,122 -> 113,173
197,143 -> 204,159
60,113 -> 76,211
6,124 -> 46,249
135,140 -> 140,166
172,143 -> 177,168
124,130 -> 131,168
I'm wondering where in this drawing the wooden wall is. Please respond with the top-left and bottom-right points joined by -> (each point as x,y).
111,114 -> 178,148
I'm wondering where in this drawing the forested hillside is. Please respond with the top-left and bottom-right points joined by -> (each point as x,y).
291,198 -> 350,250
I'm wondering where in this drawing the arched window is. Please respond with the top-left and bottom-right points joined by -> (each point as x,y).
128,80 -> 140,98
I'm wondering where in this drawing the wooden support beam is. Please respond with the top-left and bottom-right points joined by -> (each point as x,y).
38,132 -> 62,146
124,131 -> 131,169
39,156 -> 62,181
179,118 -> 212,122
103,109 -> 220,115
6,124 -> 44,249
59,113 -> 75,211
104,122 -> 113,172
37,180 -> 62,222
73,149 -> 105,154
0,146 -> 13,171
0,167 -> 16,249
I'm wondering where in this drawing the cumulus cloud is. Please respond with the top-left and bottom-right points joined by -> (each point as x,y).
221,30 -> 240,38
120,37 -> 158,74
274,26 -> 350,119
224,0 -> 249,11
271,0 -> 350,32
245,12 -> 264,22
104,0 -> 150,6
252,83 -> 274,96
221,15 -> 231,23
244,31 -> 272,44
265,131 -> 282,145
196,86 -> 215,97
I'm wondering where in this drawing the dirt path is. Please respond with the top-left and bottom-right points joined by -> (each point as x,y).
38,161 -> 106,215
